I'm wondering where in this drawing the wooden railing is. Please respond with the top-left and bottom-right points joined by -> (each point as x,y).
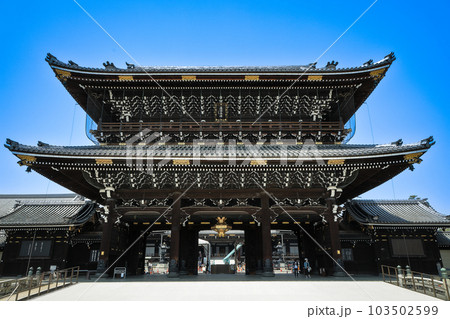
95,121 -> 345,134
381,265 -> 450,301
0,266 -> 80,301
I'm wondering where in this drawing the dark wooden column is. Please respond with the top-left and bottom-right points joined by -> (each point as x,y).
185,227 -> 199,275
168,193 -> 181,278
325,197 -> 345,276
260,193 -> 274,276
126,228 -> 146,276
96,198 -> 117,275
244,226 -> 258,275
179,228 -> 188,275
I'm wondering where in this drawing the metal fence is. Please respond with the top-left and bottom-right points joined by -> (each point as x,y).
0,266 -> 80,301
381,265 -> 450,301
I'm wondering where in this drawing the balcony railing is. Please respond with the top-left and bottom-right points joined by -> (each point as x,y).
95,121 -> 344,134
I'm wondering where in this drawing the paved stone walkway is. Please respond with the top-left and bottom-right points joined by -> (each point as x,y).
32,274 -> 439,301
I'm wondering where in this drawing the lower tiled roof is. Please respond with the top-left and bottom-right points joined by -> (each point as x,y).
0,194 -> 82,218
5,138 -> 433,160
0,200 -> 96,228
437,231 -> 450,248
345,199 -> 450,226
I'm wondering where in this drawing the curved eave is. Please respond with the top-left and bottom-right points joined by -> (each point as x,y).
0,203 -> 96,229
363,223 -> 450,227
4,137 -> 433,163
0,223 -> 80,229
46,53 -> 395,76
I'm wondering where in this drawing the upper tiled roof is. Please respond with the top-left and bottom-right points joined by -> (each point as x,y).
437,231 -> 450,247
5,137 -> 434,161
0,200 -> 96,228
45,52 -> 396,74
345,199 -> 450,226
0,194 -> 82,218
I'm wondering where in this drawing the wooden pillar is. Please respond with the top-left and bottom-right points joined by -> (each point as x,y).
126,228 -> 146,276
168,194 -> 181,278
179,228 -> 188,275
260,193 -> 274,276
244,227 -> 258,275
96,199 -> 117,275
325,197 -> 345,276
186,228 -> 199,275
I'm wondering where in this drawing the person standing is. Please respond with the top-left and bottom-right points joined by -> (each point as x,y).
293,260 -> 299,278
304,258 -> 311,278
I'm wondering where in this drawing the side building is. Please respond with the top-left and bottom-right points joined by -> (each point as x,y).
0,194 -> 98,276
342,199 -> 450,274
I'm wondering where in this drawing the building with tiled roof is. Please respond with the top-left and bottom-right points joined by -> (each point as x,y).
0,195 -> 99,276
340,199 -> 449,274
2,52 -> 441,277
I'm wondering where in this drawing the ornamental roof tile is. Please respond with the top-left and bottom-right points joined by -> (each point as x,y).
345,199 -> 450,226
4,137 -> 434,160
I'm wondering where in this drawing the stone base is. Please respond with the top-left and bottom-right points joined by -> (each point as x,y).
167,272 -> 179,278
333,270 -> 347,277
262,271 -> 275,277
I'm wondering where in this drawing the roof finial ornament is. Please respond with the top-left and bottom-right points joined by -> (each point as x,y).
421,136 -> 435,147
103,61 -> 117,70
307,62 -> 317,69
68,60 -> 78,66
362,59 -> 373,67
45,53 -> 58,63
325,61 -> 339,70
126,62 -> 135,69
37,141 -> 49,147
391,139 -> 403,146
385,52 -> 395,61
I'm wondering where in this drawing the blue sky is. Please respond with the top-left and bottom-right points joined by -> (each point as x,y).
0,0 -> 449,214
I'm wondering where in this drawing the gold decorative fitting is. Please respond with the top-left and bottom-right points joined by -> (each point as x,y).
250,160 -> 267,166
118,75 -> 133,81
182,75 -> 196,80
95,158 -> 113,165
308,75 -> 322,81
403,152 -> 424,163
370,68 -> 386,79
17,155 -> 36,162
173,159 -> 190,165
245,75 -> 259,80
54,69 -> 71,80
327,159 -> 345,165
211,217 -> 232,237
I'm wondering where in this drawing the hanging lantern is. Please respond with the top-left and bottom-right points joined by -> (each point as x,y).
211,217 -> 232,237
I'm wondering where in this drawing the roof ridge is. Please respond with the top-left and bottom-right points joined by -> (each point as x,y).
45,52 -> 396,73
